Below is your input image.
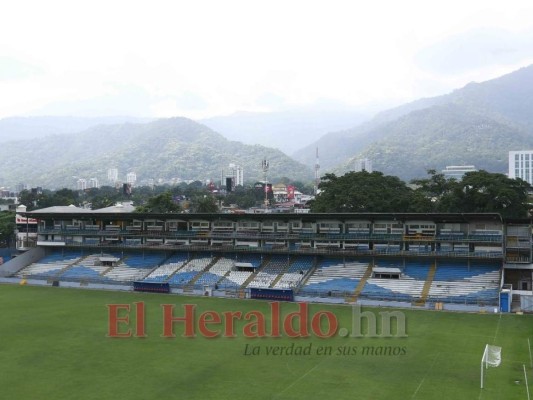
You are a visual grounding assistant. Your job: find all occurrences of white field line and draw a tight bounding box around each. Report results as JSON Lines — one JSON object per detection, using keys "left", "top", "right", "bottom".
{"left": 492, "top": 313, "right": 502, "bottom": 343}
{"left": 410, "top": 352, "right": 440, "bottom": 399}
{"left": 273, "top": 359, "right": 326, "bottom": 399}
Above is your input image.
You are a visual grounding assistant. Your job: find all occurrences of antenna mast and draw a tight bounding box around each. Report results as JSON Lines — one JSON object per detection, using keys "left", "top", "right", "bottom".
{"left": 314, "top": 147, "right": 320, "bottom": 195}
{"left": 262, "top": 158, "right": 269, "bottom": 208}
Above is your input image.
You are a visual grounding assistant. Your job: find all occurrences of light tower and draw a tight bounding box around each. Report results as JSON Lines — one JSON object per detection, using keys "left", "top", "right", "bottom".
{"left": 262, "top": 158, "right": 269, "bottom": 208}
{"left": 314, "top": 147, "right": 320, "bottom": 195}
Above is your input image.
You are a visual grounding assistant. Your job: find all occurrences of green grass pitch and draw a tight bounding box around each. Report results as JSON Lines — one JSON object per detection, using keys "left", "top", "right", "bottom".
{"left": 0, "top": 284, "right": 531, "bottom": 400}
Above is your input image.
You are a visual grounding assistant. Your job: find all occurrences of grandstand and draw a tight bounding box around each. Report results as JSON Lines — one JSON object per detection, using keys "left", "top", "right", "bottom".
{"left": 302, "top": 259, "right": 368, "bottom": 293}
{"left": 1, "top": 210, "right": 529, "bottom": 311}
{"left": 247, "top": 255, "right": 290, "bottom": 288}
{"left": 427, "top": 260, "right": 501, "bottom": 304}
{"left": 193, "top": 256, "right": 236, "bottom": 287}
{"left": 16, "top": 251, "right": 84, "bottom": 279}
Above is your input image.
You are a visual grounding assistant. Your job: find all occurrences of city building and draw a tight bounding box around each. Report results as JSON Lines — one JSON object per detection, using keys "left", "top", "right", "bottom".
{"left": 442, "top": 165, "right": 477, "bottom": 180}
{"left": 354, "top": 158, "right": 373, "bottom": 173}
{"left": 126, "top": 172, "right": 137, "bottom": 186}
{"left": 228, "top": 163, "right": 244, "bottom": 187}
{"left": 0, "top": 188, "right": 16, "bottom": 199}
{"left": 107, "top": 168, "right": 119, "bottom": 184}
{"left": 88, "top": 178, "right": 99, "bottom": 189}
{"left": 76, "top": 179, "right": 87, "bottom": 190}
{"left": 272, "top": 184, "right": 304, "bottom": 204}
{"left": 509, "top": 150, "right": 533, "bottom": 185}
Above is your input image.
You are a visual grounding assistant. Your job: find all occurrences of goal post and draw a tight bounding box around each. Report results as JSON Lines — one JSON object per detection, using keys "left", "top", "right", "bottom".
{"left": 481, "top": 344, "right": 502, "bottom": 389}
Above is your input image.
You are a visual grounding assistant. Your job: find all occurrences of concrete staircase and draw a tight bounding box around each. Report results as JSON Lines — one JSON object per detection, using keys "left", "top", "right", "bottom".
{"left": 269, "top": 258, "right": 292, "bottom": 288}
{"left": 294, "top": 258, "right": 319, "bottom": 292}
{"left": 241, "top": 255, "right": 271, "bottom": 289}
{"left": 164, "top": 258, "right": 191, "bottom": 283}
{"left": 347, "top": 262, "right": 373, "bottom": 302}
{"left": 414, "top": 262, "right": 437, "bottom": 306}
{"left": 184, "top": 256, "right": 220, "bottom": 290}
{"left": 52, "top": 254, "right": 91, "bottom": 279}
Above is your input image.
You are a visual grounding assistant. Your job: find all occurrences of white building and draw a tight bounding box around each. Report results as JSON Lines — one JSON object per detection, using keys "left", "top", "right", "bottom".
{"left": 354, "top": 158, "right": 373, "bottom": 173}
{"left": 442, "top": 165, "right": 477, "bottom": 180}
{"left": 107, "top": 168, "right": 118, "bottom": 184}
{"left": 126, "top": 172, "right": 137, "bottom": 186}
{"left": 76, "top": 179, "right": 87, "bottom": 190}
{"left": 88, "top": 178, "right": 99, "bottom": 188}
{"left": 509, "top": 151, "right": 533, "bottom": 185}
{"left": 228, "top": 163, "right": 244, "bottom": 187}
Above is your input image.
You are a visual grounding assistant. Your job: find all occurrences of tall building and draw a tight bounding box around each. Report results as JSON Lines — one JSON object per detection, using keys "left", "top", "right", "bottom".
{"left": 88, "top": 178, "right": 99, "bottom": 188}
{"left": 227, "top": 163, "right": 244, "bottom": 187}
{"left": 126, "top": 172, "right": 137, "bottom": 186}
{"left": 16, "top": 182, "right": 28, "bottom": 193}
{"left": 354, "top": 158, "right": 373, "bottom": 173}
{"left": 77, "top": 179, "right": 87, "bottom": 190}
{"left": 107, "top": 168, "right": 119, "bottom": 184}
{"left": 442, "top": 165, "right": 477, "bottom": 180}
{"left": 509, "top": 151, "right": 533, "bottom": 185}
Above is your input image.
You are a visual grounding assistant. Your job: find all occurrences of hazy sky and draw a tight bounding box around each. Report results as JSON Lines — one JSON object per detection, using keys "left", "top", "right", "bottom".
{"left": 1, "top": 0, "right": 533, "bottom": 119}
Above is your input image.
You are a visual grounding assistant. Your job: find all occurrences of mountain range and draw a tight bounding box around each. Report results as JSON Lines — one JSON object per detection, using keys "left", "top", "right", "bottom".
{"left": 0, "top": 118, "right": 312, "bottom": 188}
{"left": 200, "top": 105, "right": 370, "bottom": 154}
{"left": 294, "top": 64, "right": 533, "bottom": 179}
{"left": 1, "top": 64, "right": 532, "bottom": 188}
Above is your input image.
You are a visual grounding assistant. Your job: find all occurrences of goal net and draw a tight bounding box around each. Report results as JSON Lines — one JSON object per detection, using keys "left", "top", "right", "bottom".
{"left": 481, "top": 344, "right": 502, "bottom": 388}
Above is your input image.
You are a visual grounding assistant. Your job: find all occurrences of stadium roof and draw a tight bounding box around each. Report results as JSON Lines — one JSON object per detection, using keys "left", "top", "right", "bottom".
{"left": 94, "top": 202, "right": 135, "bottom": 213}
{"left": 30, "top": 204, "right": 91, "bottom": 213}
{"left": 20, "top": 210, "right": 507, "bottom": 223}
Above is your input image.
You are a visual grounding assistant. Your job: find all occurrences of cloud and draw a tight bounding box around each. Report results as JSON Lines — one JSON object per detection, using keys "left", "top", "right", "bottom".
{"left": 254, "top": 93, "right": 287, "bottom": 111}
{"left": 149, "top": 93, "right": 209, "bottom": 118}
{"left": 33, "top": 84, "right": 154, "bottom": 117}
{"left": 0, "top": 57, "right": 42, "bottom": 80}
{"left": 416, "top": 28, "right": 533, "bottom": 75}
{"left": 174, "top": 92, "right": 209, "bottom": 111}
{"left": 29, "top": 83, "right": 212, "bottom": 119}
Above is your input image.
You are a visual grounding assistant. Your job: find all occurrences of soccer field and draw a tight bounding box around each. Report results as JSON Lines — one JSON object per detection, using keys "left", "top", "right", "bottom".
{"left": 0, "top": 285, "right": 531, "bottom": 400}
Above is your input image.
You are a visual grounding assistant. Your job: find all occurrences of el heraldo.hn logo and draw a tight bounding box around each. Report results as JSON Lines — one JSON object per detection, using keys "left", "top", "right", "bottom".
{"left": 107, "top": 302, "right": 408, "bottom": 340}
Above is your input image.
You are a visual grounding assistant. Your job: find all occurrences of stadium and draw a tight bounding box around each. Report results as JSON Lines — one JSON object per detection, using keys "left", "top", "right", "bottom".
{"left": 0, "top": 205, "right": 532, "bottom": 399}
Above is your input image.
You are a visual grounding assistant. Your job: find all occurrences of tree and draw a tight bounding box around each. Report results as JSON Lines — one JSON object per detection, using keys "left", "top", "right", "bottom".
{"left": 18, "top": 188, "right": 80, "bottom": 210}
{"left": 135, "top": 192, "right": 181, "bottom": 213}
{"left": 192, "top": 195, "right": 219, "bottom": 213}
{"left": 411, "top": 170, "right": 532, "bottom": 217}
{"left": 310, "top": 171, "right": 415, "bottom": 212}
{"left": 223, "top": 186, "right": 257, "bottom": 209}
{"left": 444, "top": 171, "right": 531, "bottom": 218}
{"left": 18, "top": 190, "right": 40, "bottom": 210}
{"left": 411, "top": 169, "right": 458, "bottom": 212}
{"left": 0, "top": 211, "right": 15, "bottom": 247}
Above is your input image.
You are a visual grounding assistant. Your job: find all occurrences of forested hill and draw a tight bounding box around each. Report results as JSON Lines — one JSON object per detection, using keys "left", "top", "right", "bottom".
{"left": 336, "top": 103, "right": 533, "bottom": 181}
{"left": 0, "top": 117, "right": 312, "bottom": 188}
{"left": 293, "top": 64, "right": 533, "bottom": 179}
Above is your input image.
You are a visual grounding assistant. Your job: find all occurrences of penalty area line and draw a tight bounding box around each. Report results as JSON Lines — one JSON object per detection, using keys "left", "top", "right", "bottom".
{"left": 411, "top": 352, "right": 440, "bottom": 400}
{"left": 273, "top": 359, "right": 326, "bottom": 399}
